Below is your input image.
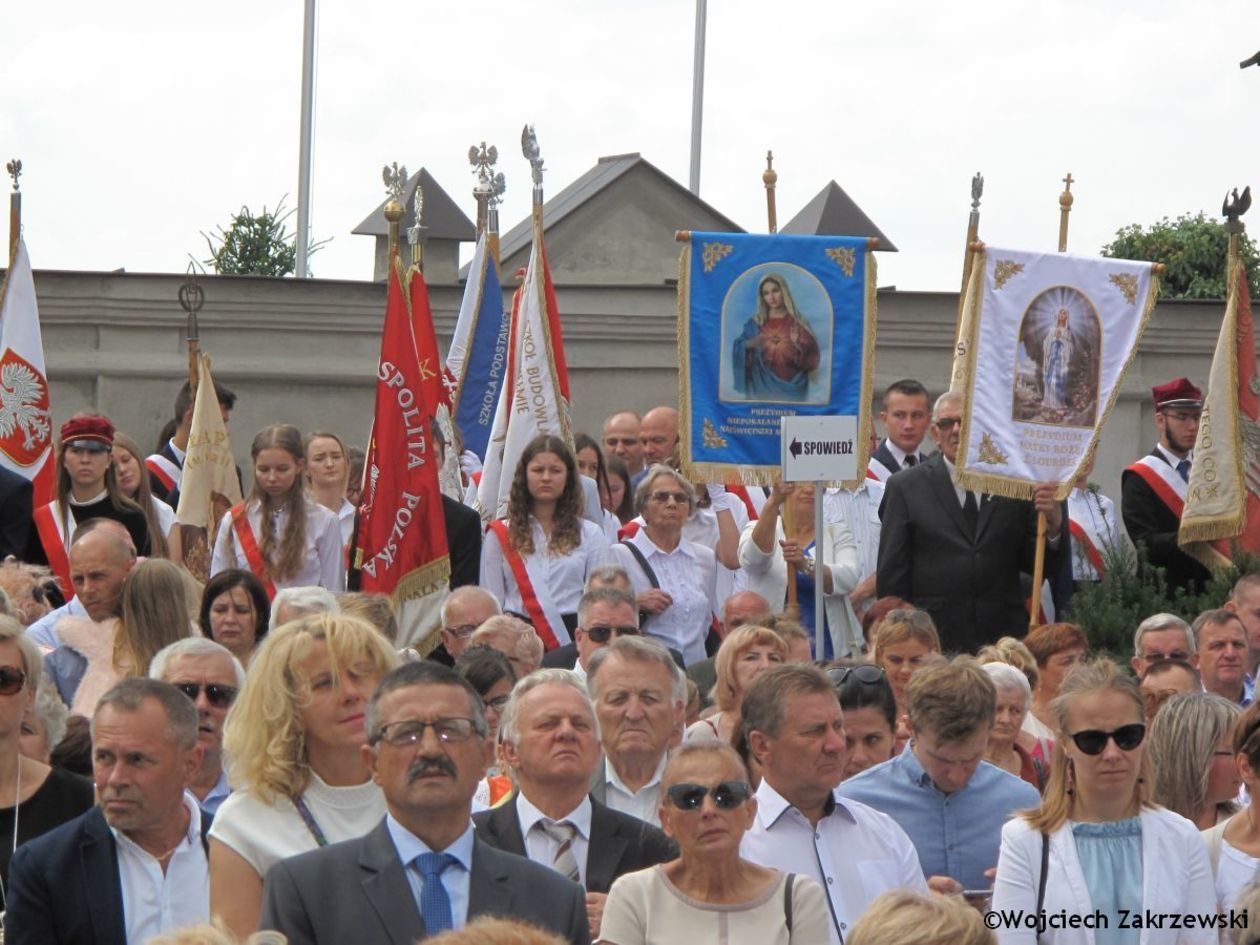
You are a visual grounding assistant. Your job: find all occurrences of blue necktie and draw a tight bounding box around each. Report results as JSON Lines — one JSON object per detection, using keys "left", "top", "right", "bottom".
{"left": 1177, "top": 459, "right": 1191, "bottom": 483}
{"left": 416, "top": 851, "right": 458, "bottom": 934}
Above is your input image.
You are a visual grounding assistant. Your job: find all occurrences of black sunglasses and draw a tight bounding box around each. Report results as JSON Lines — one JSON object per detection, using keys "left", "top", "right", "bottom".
{"left": 174, "top": 682, "right": 239, "bottom": 709}
{"left": 826, "top": 664, "right": 886, "bottom": 688}
{"left": 0, "top": 666, "right": 26, "bottom": 696}
{"left": 666, "top": 780, "right": 752, "bottom": 811}
{"left": 1068, "top": 723, "right": 1146, "bottom": 756}
{"left": 582, "top": 625, "right": 640, "bottom": 644}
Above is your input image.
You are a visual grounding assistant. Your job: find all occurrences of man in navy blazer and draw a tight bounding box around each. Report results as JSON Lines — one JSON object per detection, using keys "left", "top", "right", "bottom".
{"left": 7, "top": 679, "right": 210, "bottom": 945}
{"left": 0, "top": 465, "right": 31, "bottom": 561}
{"left": 868, "top": 378, "right": 932, "bottom": 482}
{"left": 260, "top": 661, "right": 589, "bottom": 945}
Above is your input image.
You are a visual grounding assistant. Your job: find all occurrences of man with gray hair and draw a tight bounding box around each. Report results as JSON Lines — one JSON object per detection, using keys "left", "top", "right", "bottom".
{"left": 475, "top": 669, "right": 674, "bottom": 941}
{"left": 877, "top": 390, "right": 1065, "bottom": 652}
{"left": 1131, "top": 612, "right": 1196, "bottom": 678}
{"left": 260, "top": 661, "right": 590, "bottom": 944}
{"left": 150, "top": 638, "right": 245, "bottom": 815}
{"left": 586, "top": 635, "right": 686, "bottom": 826}
{"left": 542, "top": 587, "right": 683, "bottom": 675}
{"left": 470, "top": 615, "right": 543, "bottom": 677}
{"left": 270, "top": 585, "right": 339, "bottom": 631}
{"left": 430, "top": 586, "right": 502, "bottom": 667}
{"left": 8, "top": 678, "right": 209, "bottom": 944}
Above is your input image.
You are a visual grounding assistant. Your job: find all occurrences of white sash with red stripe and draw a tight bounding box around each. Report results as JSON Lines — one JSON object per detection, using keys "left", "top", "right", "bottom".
{"left": 32, "top": 502, "right": 71, "bottom": 594}
{"left": 487, "top": 520, "right": 568, "bottom": 649}
{"left": 867, "top": 457, "right": 894, "bottom": 483}
{"left": 1127, "top": 455, "right": 1187, "bottom": 517}
{"left": 1067, "top": 489, "right": 1112, "bottom": 580}
{"left": 145, "top": 454, "right": 182, "bottom": 493}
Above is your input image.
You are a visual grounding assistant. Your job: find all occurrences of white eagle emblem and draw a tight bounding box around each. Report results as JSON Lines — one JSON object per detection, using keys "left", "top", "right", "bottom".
{"left": 0, "top": 354, "right": 50, "bottom": 463}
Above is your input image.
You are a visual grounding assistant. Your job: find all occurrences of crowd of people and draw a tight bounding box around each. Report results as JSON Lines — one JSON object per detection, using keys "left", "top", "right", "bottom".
{"left": 0, "top": 372, "right": 1256, "bottom": 945}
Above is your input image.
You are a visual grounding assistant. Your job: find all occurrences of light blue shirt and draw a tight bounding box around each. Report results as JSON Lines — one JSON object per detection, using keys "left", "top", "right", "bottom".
{"left": 1243, "top": 673, "right": 1255, "bottom": 708}
{"left": 1072, "top": 818, "right": 1142, "bottom": 945}
{"left": 199, "top": 770, "right": 232, "bottom": 817}
{"left": 25, "top": 597, "right": 85, "bottom": 650}
{"left": 385, "top": 816, "right": 475, "bottom": 929}
{"left": 837, "top": 743, "right": 1040, "bottom": 890}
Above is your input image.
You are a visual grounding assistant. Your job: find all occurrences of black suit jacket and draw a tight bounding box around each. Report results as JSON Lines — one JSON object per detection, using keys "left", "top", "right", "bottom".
{"left": 7, "top": 805, "right": 213, "bottom": 945}
{"left": 1121, "top": 448, "right": 1211, "bottom": 593}
{"left": 871, "top": 439, "right": 927, "bottom": 477}
{"left": 261, "top": 818, "right": 589, "bottom": 945}
{"left": 541, "top": 642, "right": 687, "bottom": 672}
{"left": 0, "top": 465, "right": 32, "bottom": 561}
{"left": 472, "top": 793, "right": 676, "bottom": 894}
{"left": 442, "top": 495, "right": 482, "bottom": 589}
{"left": 876, "top": 454, "right": 1061, "bottom": 653}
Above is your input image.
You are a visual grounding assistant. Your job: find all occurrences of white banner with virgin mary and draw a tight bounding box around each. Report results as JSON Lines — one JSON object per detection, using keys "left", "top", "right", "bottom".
{"left": 955, "top": 247, "right": 1159, "bottom": 500}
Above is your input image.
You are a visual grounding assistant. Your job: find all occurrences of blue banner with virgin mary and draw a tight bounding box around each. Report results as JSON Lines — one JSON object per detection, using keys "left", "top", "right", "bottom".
{"left": 679, "top": 232, "right": 876, "bottom": 486}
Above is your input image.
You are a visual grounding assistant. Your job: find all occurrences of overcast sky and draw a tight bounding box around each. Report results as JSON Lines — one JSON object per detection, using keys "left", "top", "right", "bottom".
{"left": 5, "top": 0, "right": 1257, "bottom": 291}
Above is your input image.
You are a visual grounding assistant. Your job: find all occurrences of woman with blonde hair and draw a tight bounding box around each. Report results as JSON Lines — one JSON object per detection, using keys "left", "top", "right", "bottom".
{"left": 112, "top": 430, "right": 177, "bottom": 561}
{"left": 869, "top": 608, "right": 940, "bottom": 753}
{"left": 304, "top": 430, "right": 354, "bottom": 549}
{"left": 990, "top": 659, "right": 1216, "bottom": 943}
{"left": 1204, "top": 701, "right": 1260, "bottom": 915}
{"left": 686, "top": 624, "right": 787, "bottom": 745}
{"left": 208, "top": 612, "right": 400, "bottom": 938}
{"left": 46, "top": 558, "right": 195, "bottom": 713}
{"left": 1148, "top": 691, "right": 1241, "bottom": 829}
{"left": 848, "top": 889, "right": 994, "bottom": 945}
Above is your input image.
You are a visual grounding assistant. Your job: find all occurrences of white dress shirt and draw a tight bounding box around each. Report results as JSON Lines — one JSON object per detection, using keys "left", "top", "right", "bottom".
{"left": 515, "top": 791, "right": 592, "bottom": 887}
{"left": 885, "top": 439, "right": 927, "bottom": 469}
{"left": 210, "top": 497, "right": 345, "bottom": 591}
{"left": 603, "top": 754, "right": 667, "bottom": 827}
{"left": 824, "top": 480, "right": 884, "bottom": 583}
{"left": 612, "top": 529, "right": 717, "bottom": 665}
{"left": 741, "top": 779, "right": 927, "bottom": 945}
{"left": 112, "top": 791, "right": 210, "bottom": 944}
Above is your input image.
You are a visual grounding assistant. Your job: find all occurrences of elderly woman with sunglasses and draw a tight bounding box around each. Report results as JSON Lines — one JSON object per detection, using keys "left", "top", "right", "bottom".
{"left": 990, "top": 659, "right": 1217, "bottom": 944}
{"left": 611, "top": 466, "right": 717, "bottom": 666}
{"left": 598, "top": 742, "right": 829, "bottom": 945}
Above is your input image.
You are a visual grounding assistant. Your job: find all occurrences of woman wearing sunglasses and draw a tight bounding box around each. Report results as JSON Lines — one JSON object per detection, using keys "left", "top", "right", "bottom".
{"left": 828, "top": 662, "right": 898, "bottom": 780}
{"left": 0, "top": 616, "right": 94, "bottom": 890}
{"left": 687, "top": 624, "right": 787, "bottom": 746}
{"left": 209, "top": 613, "right": 400, "bottom": 938}
{"left": 599, "top": 742, "right": 829, "bottom": 945}
{"left": 990, "top": 659, "right": 1216, "bottom": 944}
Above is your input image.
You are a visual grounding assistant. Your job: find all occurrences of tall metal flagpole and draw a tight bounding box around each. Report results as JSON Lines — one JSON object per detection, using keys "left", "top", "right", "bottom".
{"left": 955, "top": 173, "right": 983, "bottom": 332}
{"left": 295, "top": 0, "right": 317, "bottom": 278}
{"left": 689, "top": 0, "right": 706, "bottom": 195}
{"left": 1029, "top": 172, "right": 1075, "bottom": 630}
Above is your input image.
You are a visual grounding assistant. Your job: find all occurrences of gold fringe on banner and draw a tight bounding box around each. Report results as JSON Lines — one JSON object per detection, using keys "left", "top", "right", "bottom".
{"left": 391, "top": 555, "right": 451, "bottom": 606}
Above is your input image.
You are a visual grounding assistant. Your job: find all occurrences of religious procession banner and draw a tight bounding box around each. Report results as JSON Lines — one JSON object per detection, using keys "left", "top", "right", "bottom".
{"left": 954, "top": 246, "right": 1159, "bottom": 500}
{"left": 679, "top": 232, "right": 876, "bottom": 487}
{"left": 1179, "top": 258, "right": 1260, "bottom": 567}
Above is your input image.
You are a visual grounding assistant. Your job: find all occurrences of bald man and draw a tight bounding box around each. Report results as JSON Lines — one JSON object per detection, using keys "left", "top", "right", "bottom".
{"left": 27, "top": 520, "right": 137, "bottom": 650}
{"left": 603, "top": 412, "right": 646, "bottom": 483}
{"left": 639, "top": 407, "right": 679, "bottom": 470}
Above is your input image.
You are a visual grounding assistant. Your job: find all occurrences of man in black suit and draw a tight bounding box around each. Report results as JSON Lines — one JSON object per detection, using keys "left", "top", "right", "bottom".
{"left": 260, "top": 661, "right": 589, "bottom": 945}
{"left": 868, "top": 378, "right": 932, "bottom": 482}
{"left": 1121, "top": 377, "right": 1212, "bottom": 594}
{"left": 877, "top": 392, "right": 1063, "bottom": 653}
{"left": 145, "top": 379, "right": 238, "bottom": 508}
{"left": 7, "top": 678, "right": 210, "bottom": 945}
{"left": 474, "top": 669, "right": 675, "bottom": 941}
{"left": 0, "top": 465, "right": 31, "bottom": 560}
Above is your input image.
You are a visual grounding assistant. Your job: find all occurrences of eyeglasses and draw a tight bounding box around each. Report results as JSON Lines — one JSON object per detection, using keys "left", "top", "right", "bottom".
{"left": 484, "top": 695, "right": 511, "bottom": 713}
{"left": 826, "top": 664, "right": 886, "bottom": 688}
{"left": 1140, "top": 651, "right": 1189, "bottom": 664}
{"left": 0, "top": 666, "right": 26, "bottom": 696}
{"left": 372, "top": 718, "right": 480, "bottom": 747}
{"left": 443, "top": 624, "right": 478, "bottom": 639}
{"left": 582, "top": 625, "right": 640, "bottom": 644}
{"left": 933, "top": 417, "right": 962, "bottom": 430}
{"left": 1068, "top": 723, "right": 1146, "bottom": 755}
{"left": 649, "top": 491, "right": 689, "bottom": 505}
{"left": 173, "top": 682, "right": 238, "bottom": 709}
{"left": 666, "top": 780, "right": 753, "bottom": 811}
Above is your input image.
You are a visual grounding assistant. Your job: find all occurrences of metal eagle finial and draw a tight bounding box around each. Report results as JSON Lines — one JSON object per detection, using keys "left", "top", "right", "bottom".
{"left": 970, "top": 172, "right": 984, "bottom": 212}
{"left": 382, "top": 162, "right": 408, "bottom": 203}
{"left": 522, "top": 125, "right": 544, "bottom": 204}
{"left": 5, "top": 160, "right": 20, "bottom": 193}
{"left": 1224, "top": 186, "right": 1252, "bottom": 233}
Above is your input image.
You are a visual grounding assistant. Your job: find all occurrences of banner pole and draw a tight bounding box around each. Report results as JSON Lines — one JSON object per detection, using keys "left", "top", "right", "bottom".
{"left": 814, "top": 480, "right": 825, "bottom": 659}
{"left": 953, "top": 173, "right": 983, "bottom": 344}
{"left": 6, "top": 160, "right": 20, "bottom": 266}
{"left": 764, "top": 152, "right": 777, "bottom": 234}
{"left": 782, "top": 490, "right": 798, "bottom": 617}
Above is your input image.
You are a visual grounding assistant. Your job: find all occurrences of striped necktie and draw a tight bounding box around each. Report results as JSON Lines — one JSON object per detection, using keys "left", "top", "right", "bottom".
{"left": 539, "top": 820, "right": 580, "bottom": 885}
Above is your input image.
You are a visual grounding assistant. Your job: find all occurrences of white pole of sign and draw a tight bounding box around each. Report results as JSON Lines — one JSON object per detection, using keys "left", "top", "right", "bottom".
{"left": 814, "top": 479, "right": 824, "bottom": 659}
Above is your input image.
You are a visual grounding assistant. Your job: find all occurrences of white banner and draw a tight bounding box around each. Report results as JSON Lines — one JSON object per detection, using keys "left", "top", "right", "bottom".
{"left": 956, "top": 247, "right": 1158, "bottom": 500}
{"left": 0, "top": 240, "right": 54, "bottom": 498}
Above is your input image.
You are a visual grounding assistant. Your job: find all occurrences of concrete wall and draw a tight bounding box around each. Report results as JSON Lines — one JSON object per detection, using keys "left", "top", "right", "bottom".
{"left": 22, "top": 265, "right": 1231, "bottom": 507}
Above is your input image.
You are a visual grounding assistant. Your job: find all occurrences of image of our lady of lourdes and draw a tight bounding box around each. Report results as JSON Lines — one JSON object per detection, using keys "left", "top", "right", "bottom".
{"left": 1011, "top": 285, "right": 1101, "bottom": 428}
{"left": 724, "top": 270, "right": 832, "bottom": 405}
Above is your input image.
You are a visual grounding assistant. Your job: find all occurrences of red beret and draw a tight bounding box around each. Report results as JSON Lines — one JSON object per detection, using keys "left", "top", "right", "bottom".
{"left": 60, "top": 415, "right": 115, "bottom": 447}
{"left": 1152, "top": 378, "right": 1202, "bottom": 410}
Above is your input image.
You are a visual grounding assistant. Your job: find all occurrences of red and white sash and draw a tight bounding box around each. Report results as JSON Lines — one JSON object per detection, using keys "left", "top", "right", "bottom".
{"left": 32, "top": 502, "right": 71, "bottom": 595}
{"left": 229, "top": 504, "right": 278, "bottom": 601}
{"left": 1067, "top": 491, "right": 1112, "bottom": 580}
{"left": 145, "top": 454, "right": 182, "bottom": 493}
{"left": 1126, "top": 455, "right": 1187, "bottom": 518}
{"left": 867, "top": 457, "right": 894, "bottom": 483}
{"left": 487, "top": 520, "right": 565, "bottom": 650}
{"left": 726, "top": 484, "right": 762, "bottom": 521}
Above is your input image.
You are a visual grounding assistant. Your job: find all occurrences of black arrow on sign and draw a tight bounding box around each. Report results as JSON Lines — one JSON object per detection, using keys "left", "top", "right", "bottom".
{"left": 789, "top": 438, "right": 803, "bottom": 459}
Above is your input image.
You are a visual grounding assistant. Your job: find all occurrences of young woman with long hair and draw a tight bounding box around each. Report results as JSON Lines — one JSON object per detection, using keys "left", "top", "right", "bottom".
{"left": 210, "top": 424, "right": 344, "bottom": 594}
{"left": 112, "top": 431, "right": 176, "bottom": 561}
{"left": 303, "top": 431, "right": 354, "bottom": 548}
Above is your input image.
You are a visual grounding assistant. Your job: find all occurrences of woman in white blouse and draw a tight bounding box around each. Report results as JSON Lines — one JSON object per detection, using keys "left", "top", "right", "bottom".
{"left": 481, "top": 435, "right": 611, "bottom": 650}
{"left": 612, "top": 466, "right": 718, "bottom": 666}
{"left": 738, "top": 479, "right": 860, "bottom": 659}
{"left": 1203, "top": 700, "right": 1260, "bottom": 916}
{"left": 209, "top": 612, "right": 400, "bottom": 938}
{"left": 303, "top": 431, "right": 355, "bottom": 549}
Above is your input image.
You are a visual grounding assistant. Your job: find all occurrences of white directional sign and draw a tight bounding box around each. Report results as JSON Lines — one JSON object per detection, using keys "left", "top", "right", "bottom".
{"left": 780, "top": 415, "right": 858, "bottom": 482}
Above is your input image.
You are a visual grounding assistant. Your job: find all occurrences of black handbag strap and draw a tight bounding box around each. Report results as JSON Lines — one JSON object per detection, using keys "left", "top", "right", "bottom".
{"left": 783, "top": 872, "right": 795, "bottom": 934}
{"left": 620, "top": 538, "right": 660, "bottom": 589}
{"left": 1035, "top": 831, "right": 1050, "bottom": 941}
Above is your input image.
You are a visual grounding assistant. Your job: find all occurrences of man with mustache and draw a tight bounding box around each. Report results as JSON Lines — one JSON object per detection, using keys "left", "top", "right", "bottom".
{"left": 259, "top": 661, "right": 591, "bottom": 944}
{"left": 473, "top": 670, "right": 675, "bottom": 941}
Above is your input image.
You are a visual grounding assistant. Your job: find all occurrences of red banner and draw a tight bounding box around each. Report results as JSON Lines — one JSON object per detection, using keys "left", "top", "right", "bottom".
{"left": 355, "top": 259, "right": 450, "bottom": 600}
